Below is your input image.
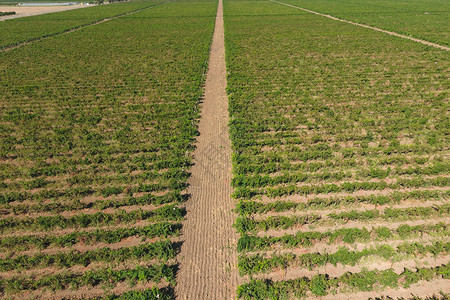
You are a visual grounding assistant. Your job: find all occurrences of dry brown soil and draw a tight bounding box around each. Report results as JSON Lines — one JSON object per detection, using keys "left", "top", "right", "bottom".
{"left": 174, "top": 0, "right": 239, "bottom": 298}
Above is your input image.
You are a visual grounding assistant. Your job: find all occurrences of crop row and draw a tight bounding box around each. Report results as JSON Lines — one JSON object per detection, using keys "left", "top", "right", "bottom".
{"left": 231, "top": 119, "right": 446, "bottom": 153}
{"left": 0, "top": 240, "right": 176, "bottom": 271}
{"left": 3, "top": 168, "right": 189, "bottom": 191}
{"left": 0, "top": 124, "right": 197, "bottom": 165}
{"left": 237, "top": 263, "right": 450, "bottom": 299}
{"left": 233, "top": 177, "right": 449, "bottom": 199}
{"left": 0, "top": 131, "right": 192, "bottom": 161}
{"left": 0, "top": 185, "right": 185, "bottom": 205}
{"left": 232, "top": 162, "right": 448, "bottom": 188}
{"left": 0, "top": 264, "right": 174, "bottom": 295}
{"left": 236, "top": 189, "right": 449, "bottom": 216}
{"left": 238, "top": 241, "right": 450, "bottom": 275}
{"left": 235, "top": 204, "right": 450, "bottom": 233}
{"left": 0, "top": 154, "right": 191, "bottom": 185}
{"left": 3, "top": 191, "right": 187, "bottom": 215}
{"left": 0, "top": 222, "right": 181, "bottom": 251}
{"left": 233, "top": 154, "right": 445, "bottom": 176}
{"left": 237, "top": 223, "right": 449, "bottom": 252}
{"left": 3, "top": 175, "right": 187, "bottom": 195}
{"left": 234, "top": 144, "right": 447, "bottom": 164}
{"left": 0, "top": 205, "right": 184, "bottom": 233}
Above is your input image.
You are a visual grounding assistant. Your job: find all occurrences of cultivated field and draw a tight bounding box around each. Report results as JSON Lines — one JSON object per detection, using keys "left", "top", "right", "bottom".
{"left": 0, "top": 1, "right": 165, "bottom": 49}
{"left": 281, "top": 0, "right": 450, "bottom": 46}
{"left": 0, "top": 1, "right": 215, "bottom": 298}
{"left": 224, "top": 0, "right": 449, "bottom": 298}
{"left": 0, "top": 0, "right": 448, "bottom": 299}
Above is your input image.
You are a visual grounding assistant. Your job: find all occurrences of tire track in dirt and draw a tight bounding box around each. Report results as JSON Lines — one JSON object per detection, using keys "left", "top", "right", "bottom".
{"left": 271, "top": 0, "right": 449, "bottom": 51}
{"left": 174, "top": 0, "right": 238, "bottom": 298}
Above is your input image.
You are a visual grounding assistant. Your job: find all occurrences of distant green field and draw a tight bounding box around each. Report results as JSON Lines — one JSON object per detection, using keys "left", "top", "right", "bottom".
{"left": 282, "top": 0, "right": 450, "bottom": 46}
{"left": 224, "top": 0, "right": 449, "bottom": 298}
{"left": 0, "top": 1, "right": 162, "bottom": 49}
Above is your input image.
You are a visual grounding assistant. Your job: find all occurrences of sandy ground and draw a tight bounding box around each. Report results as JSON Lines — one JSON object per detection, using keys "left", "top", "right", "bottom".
{"left": 0, "top": 4, "right": 91, "bottom": 21}
{"left": 174, "top": 0, "right": 239, "bottom": 298}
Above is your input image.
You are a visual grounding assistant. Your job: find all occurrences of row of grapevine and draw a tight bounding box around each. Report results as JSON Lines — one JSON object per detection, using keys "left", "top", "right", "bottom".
{"left": 0, "top": 0, "right": 164, "bottom": 49}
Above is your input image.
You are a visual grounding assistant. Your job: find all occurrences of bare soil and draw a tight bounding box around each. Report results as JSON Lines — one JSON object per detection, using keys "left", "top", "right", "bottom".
{"left": 174, "top": 0, "right": 239, "bottom": 298}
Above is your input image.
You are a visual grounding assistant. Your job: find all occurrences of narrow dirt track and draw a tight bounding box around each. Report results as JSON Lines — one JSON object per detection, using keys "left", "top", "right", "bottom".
{"left": 271, "top": 0, "right": 450, "bottom": 51}
{"left": 175, "top": 0, "right": 238, "bottom": 298}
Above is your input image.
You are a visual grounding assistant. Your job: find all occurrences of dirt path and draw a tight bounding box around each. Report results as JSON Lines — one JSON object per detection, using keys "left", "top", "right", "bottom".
{"left": 271, "top": 0, "right": 450, "bottom": 51}
{"left": 0, "top": 5, "right": 90, "bottom": 21}
{"left": 174, "top": 0, "right": 238, "bottom": 298}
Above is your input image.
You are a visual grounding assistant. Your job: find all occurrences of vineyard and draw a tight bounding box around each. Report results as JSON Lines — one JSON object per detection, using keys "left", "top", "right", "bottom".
{"left": 0, "top": 1, "right": 215, "bottom": 298}
{"left": 280, "top": 0, "right": 450, "bottom": 46}
{"left": 0, "top": 1, "right": 165, "bottom": 49}
{"left": 0, "top": 0, "right": 449, "bottom": 298}
{"left": 224, "top": 0, "right": 449, "bottom": 298}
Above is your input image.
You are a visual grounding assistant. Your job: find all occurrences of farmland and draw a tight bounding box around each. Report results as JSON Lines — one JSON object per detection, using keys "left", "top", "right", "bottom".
{"left": 0, "top": 1, "right": 215, "bottom": 298}
{"left": 224, "top": 0, "right": 449, "bottom": 298}
{"left": 0, "top": 0, "right": 449, "bottom": 298}
{"left": 0, "top": 1, "right": 165, "bottom": 49}
{"left": 281, "top": 0, "right": 450, "bottom": 46}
